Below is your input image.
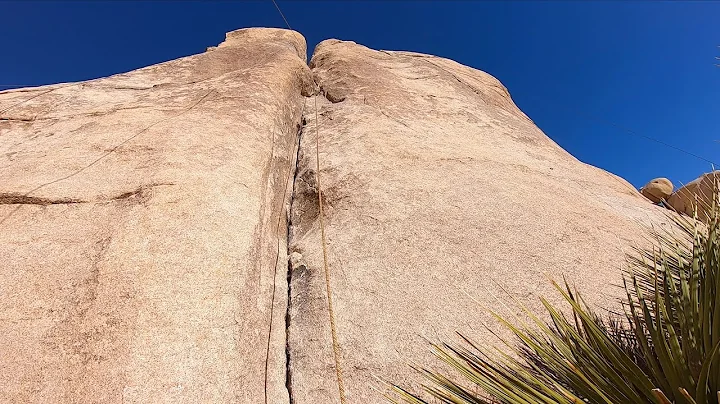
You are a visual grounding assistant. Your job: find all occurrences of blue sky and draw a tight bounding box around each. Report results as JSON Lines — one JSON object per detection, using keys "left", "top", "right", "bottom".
{"left": 2, "top": 1, "right": 718, "bottom": 188}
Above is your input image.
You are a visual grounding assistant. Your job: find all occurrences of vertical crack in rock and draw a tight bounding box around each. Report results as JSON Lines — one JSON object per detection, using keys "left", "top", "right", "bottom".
{"left": 265, "top": 113, "right": 304, "bottom": 404}
{"left": 284, "top": 258, "right": 295, "bottom": 404}
{"left": 264, "top": 103, "right": 306, "bottom": 404}
{"left": 285, "top": 114, "right": 307, "bottom": 404}
{"left": 264, "top": 47, "right": 316, "bottom": 398}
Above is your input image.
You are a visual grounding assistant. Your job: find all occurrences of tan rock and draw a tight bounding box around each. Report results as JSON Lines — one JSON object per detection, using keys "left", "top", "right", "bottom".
{"left": 287, "top": 40, "right": 669, "bottom": 403}
{"left": 0, "top": 31, "right": 676, "bottom": 404}
{"left": 640, "top": 177, "right": 673, "bottom": 203}
{"left": 0, "top": 28, "right": 312, "bottom": 404}
{"left": 667, "top": 171, "right": 719, "bottom": 220}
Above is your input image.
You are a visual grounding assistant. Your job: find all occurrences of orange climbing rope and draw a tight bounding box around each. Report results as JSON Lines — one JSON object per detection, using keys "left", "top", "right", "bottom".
{"left": 314, "top": 93, "right": 348, "bottom": 404}
{"left": 267, "top": 1, "right": 347, "bottom": 401}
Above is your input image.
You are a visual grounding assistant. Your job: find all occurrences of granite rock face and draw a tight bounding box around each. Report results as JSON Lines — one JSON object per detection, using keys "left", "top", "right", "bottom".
{"left": 0, "top": 29, "right": 671, "bottom": 403}
{"left": 0, "top": 28, "right": 312, "bottom": 404}
{"left": 286, "top": 39, "right": 670, "bottom": 403}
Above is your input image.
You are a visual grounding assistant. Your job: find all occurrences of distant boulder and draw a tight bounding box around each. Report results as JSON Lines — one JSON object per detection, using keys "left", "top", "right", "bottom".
{"left": 666, "top": 171, "right": 719, "bottom": 221}
{"left": 640, "top": 178, "right": 673, "bottom": 203}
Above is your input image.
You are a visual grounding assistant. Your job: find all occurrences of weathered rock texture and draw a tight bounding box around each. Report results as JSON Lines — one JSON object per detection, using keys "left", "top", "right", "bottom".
{"left": 1, "top": 29, "right": 672, "bottom": 404}
{"left": 287, "top": 40, "right": 670, "bottom": 403}
{"left": 667, "top": 171, "right": 719, "bottom": 221}
{"left": 0, "top": 28, "right": 312, "bottom": 403}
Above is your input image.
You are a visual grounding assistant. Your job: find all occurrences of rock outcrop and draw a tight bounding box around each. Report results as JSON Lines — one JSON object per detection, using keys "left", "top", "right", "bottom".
{"left": 0, "top": 29, "right": 671, "bottom": 403}
{"left": 667, "top": 171, "right": 719, "bottom": 221}
{"left": 640, "top": 177, "right": 673, "bottom": 203}
{"left": 0, "top": 28, "right": 312, "bottom": 404}
{"left": 287, "top": 39, "right": 670, "bottom": 403}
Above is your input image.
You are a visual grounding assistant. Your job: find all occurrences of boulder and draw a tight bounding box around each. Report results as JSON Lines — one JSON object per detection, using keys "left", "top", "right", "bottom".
{"left": 640, "top": 177, "right": 673, "bottom": 203}
{"left": 667, "top": 171, "right": 719, "bottom": 220}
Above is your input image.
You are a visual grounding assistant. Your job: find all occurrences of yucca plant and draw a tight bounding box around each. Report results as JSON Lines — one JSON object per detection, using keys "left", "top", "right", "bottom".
{"left": 390, "top": 184, "right": 720, "bottom": 404}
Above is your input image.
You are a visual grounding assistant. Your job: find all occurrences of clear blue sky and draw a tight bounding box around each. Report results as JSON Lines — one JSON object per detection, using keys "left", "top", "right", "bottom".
{"left": 2, "top": 1, "right": 718, "bottom": 188}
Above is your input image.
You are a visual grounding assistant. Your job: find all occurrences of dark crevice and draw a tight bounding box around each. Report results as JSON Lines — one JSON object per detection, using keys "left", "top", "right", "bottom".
{"left": 109, "top": 183, "right": 174, "bottom": 202}
{"left": 0, "top": 117, "right": 36, "bottom": 122}
{"left": 285, "top": 113, "right": 306, "bottom": 404}
{"left": 284, "top": 258, "right": 294, "bottom": 403}
{"left": 323, "top": 90, "right": 345, "bottom": 104}
{"left": 0, "top": 183, "right": 174, "bottom": 206}
{"left": 111, "top": 189, "right": 146, "bottom": 200}
{"left": 0, "top": 193, "right": 85, "bottom": 206}
{"left": 314, "top": 83, "right": 345, "bottom": 104}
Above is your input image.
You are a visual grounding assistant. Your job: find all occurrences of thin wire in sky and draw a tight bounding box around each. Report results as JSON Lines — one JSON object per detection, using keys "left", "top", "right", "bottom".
{"left": 270, "top": 0, "right": 292, "bottom": 30}
{"left": 552, "top": 97, "right": 720, "bottom": 167}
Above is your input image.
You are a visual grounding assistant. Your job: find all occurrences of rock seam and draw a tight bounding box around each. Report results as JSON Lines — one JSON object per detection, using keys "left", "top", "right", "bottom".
{"left": 284, "top": 111, "right": 307, "bottom": 404}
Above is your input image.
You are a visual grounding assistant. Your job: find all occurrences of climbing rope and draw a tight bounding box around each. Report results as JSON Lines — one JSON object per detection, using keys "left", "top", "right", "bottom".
{"left": 267, "top": 0, "right": 347, "bottom": 400}
{"left": 314, "top": 93, "right": 348, "bottom": 404}
{"left": 270, "top": 0, "right": 292, "bottom": 30}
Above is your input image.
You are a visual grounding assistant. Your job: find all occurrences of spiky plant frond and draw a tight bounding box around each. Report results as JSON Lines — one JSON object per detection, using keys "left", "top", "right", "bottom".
{"left": 390, "top": 183, "right": 720, "bottom": 404}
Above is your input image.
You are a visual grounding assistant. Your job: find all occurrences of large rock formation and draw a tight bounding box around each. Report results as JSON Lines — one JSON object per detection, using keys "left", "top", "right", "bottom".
{"left": 0, "top": 28, "right": 670, "bottom": 403}
{"left": 287, "top": 39, "right": 671, "bottom": 403}
{"left": 0, "top": 28, "right": 312, "bottom": 404}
